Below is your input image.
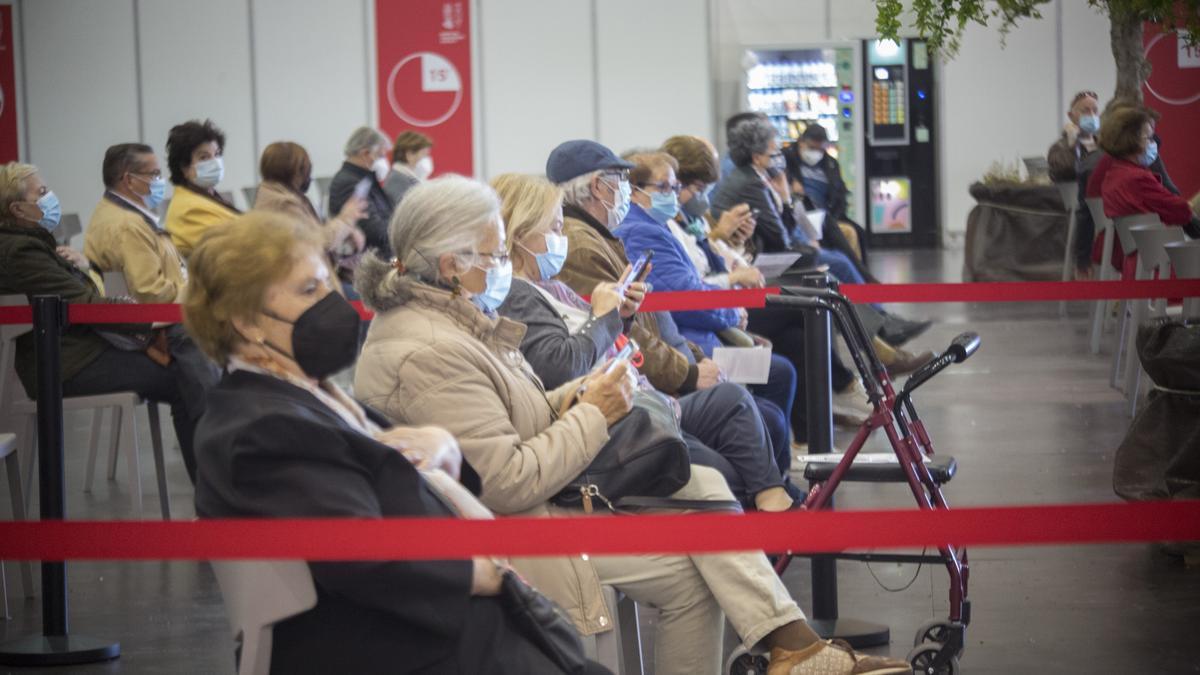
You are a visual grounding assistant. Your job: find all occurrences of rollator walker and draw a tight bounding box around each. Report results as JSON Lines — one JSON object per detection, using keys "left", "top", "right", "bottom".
{"left": 728, "top": 279, "right": 978, "bottom": 675}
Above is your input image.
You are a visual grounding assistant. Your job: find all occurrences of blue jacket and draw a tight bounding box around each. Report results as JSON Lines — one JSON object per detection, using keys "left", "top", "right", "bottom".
{"left": 614, "top": 203, "right": 739, "bottom": 355}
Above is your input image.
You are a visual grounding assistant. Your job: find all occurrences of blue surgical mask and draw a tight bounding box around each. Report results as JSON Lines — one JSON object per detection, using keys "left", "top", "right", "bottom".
{"left": 1078, "top": 114, "right": 1100, "bottom": 136}
{"left": 36, "top": 191, "right": 62, "bottom": 231}
{"left": 603, "top": 178, "right": 632, "bottom": 230}
{"left": 472, "top": 258, "right": 513, "bottom": 312}
{"left": 640, "top": 188, "right": 679, "bottom": 225}
{"left": 1140, "top": 140, "right": 1158, "bottom": 167}
{"left": 140, "top": 176, "right": 167, "bottom": 211}
{"left": 193, "top": 157, "right": 224, "bottom": 188}
{"left": 531, "top": 232, "right": 568, "bottom": 281}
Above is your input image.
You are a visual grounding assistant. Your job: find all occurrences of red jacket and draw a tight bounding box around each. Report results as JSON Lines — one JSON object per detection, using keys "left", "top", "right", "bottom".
{"left": 1091, "top": 158, "right": 1193, "bottom": 271}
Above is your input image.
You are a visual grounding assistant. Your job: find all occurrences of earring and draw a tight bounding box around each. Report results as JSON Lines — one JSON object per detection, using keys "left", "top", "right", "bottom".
{"left": 450, "top": 276, "right": 463, "bottom": 297}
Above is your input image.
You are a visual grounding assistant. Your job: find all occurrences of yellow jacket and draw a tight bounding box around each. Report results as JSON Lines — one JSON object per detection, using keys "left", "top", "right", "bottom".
{"left": 84, "top": 194, "right": 188, "bottom": 303}
{"left": 164, "top": 184, "right": 238, "bottom": 259}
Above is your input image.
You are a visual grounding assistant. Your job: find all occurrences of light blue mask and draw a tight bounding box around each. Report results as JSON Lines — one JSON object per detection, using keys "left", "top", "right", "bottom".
{"left": 643, "top": 189, "right": 679, "bottom": 225}
{"left": 533, "top": 232, "right": 569, "bottom": 281}
{"left": 36, "top": 191, "right": 62, "bottom": 231}
{"left": 1140, "top": 140, "right": 1158, "bottom": 167}
{"left": 142, "top": 176, "right": 167, "bottom": 211}
{"left": 603, "top": 178, "right": 633, "bottom": 229}
{"left": 193, "top": 157, "right": 224, "bottom": 188}
{"left": 1078, "top": 114, "right": 1100, "bottom": 136}
{"left": 472, "top": 259, "right": 513, "bottom": 312}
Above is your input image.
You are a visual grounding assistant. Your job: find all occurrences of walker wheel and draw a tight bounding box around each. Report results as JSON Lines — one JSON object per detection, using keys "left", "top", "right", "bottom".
{"left": 725, "top": 647, "right": 768, "bottom": 675}
{"left": 907, "top": 643, "right": 960, "bottom": 674}
{"left": 912, "top": 618, "right": 953, "bottom": 647}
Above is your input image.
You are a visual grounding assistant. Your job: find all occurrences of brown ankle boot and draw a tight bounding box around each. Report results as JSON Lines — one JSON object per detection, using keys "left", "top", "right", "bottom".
{"left": 767, "top": 639, "right": 912, "bottom": 674}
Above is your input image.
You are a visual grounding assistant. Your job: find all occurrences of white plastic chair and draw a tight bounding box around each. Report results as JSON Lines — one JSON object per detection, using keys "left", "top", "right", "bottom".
{"left": 1054, "top": 182, "right": 1079, "bottom": 318}
{"left": 1085, "top": 198, "right": 1115, "bottom": 354}
{"left": 211, "top": 560, "right": 318, "bottom": 675}
{"left": 0, "top": 295, "right": 170, "bottom": 519}
{"left": 1122, "top": 225, "right": 1185, "bottom": 415}
{"left": 1165, "top": 240, "right": 1200, "bottom": 319}
{"left": 1108, "top": 214, "right": 1160, "bottom": 391}
{"left": 243, "top": 187, "right": 258, "bottom": 210}
{"left": 54, "top": 213, "right": 82, "bottom": 247}
{"left": 314, "top": 176, "right": 334, "bottom": 216}
{"left": 1, "top": 432, "right": 34, "bottom": 620}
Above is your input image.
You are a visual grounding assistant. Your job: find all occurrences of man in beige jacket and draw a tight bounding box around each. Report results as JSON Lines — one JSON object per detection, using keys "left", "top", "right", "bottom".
{"left": 84, "top": 143, "right": 187, "bottom": 303}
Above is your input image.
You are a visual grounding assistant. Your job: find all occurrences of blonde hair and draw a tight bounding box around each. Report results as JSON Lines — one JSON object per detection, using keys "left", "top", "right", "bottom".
{"left": 490, "top": 173, "right": 563, "bottom": 253}
{"left": 0, "top": 162, "right": 39, "bottom": 224}
{"left": 183, "top": 211, "right": 323, "bottom": 366}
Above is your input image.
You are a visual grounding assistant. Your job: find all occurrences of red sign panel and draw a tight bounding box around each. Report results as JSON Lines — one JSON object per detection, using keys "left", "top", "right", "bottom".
{"left": 1143, "top": 25, "right": 1200, "bottom": 199}
{"left": 0, "top": 5, "right": 19, "bottom": 163}
{"left": 375, "top": 0, "right": 473, "bottom": 177}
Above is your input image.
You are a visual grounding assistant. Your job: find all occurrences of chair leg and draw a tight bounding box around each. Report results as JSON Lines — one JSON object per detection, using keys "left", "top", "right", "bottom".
{"left": 20, "top": 414, "right": 36, "bottom": 515}
{"left": 1122, "top": 301, "right": 1143, "bottom": 413}
{"left": 107, "top": 405, "right": 122, "bottom": 481}
{"left": 1110, "top": 300, "right": 1126, "bottom": 391}
{"left": 83, "top": 407, "right": 105, "bottom": 493}
{"left": 147, "top": 403, "right": 170, "bottom": 520}
{"left": 1090, "top": 225, "right": 1114, "bottom": 354}
{"left": 121, "top": 403, "right": 143, "bottom": 516}
{"left": 1059, "top": 206, "right": 1075, "bottom": 318}
{"left": 2, "top": 560, "right": 9, "bottom": 620}
{"left": 617, "top": 594, "right": 644, "bottom": 675}
{"left": 5, "top": 452, "right": 33, "bottom": 598}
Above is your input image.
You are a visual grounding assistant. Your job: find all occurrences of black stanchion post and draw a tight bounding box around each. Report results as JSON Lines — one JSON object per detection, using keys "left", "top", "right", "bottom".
{"left": 798, "top": 273, "right": 889, "bottom": 648}
{"left": 0, "top": 295, "right": 120, "bottom": 666}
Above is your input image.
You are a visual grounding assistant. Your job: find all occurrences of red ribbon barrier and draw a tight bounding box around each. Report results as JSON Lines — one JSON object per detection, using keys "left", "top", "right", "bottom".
{"left": 1, "top": 279, "right": 1199, "bottom": 326}
{"left": 1, "top": 501, "right": 1197, "bottom": 561}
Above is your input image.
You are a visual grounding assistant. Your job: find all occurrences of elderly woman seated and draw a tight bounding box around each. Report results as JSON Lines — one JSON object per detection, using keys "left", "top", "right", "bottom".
{"left": 352, "top": 175, "right": 911, "bottom": 675}
{"left": 490, "top": 172, "right": 798, "bottom": 512}
{"left": 185, "top": 212, "right": 609, "bottom": 675}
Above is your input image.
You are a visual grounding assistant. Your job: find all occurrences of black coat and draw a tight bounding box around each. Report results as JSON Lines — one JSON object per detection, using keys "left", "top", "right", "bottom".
{"left": 327, "top": 161, "right": 395, "bottom": 253}
{"left": 711, "top": 164, "right": 792, "bottom": 253}
{"left": 194, "top": 370, "right": 484, "bottom": 674}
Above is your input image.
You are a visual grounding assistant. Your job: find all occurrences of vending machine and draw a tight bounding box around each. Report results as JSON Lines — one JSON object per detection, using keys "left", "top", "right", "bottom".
{"left": 741, "top": 39, "right": 940, "bottom": 249}
{"left": 742, "top": 45, "right": 865, "bottom": 223}
{"left": 863, "top": 38, "right": 939, "bottom": 248}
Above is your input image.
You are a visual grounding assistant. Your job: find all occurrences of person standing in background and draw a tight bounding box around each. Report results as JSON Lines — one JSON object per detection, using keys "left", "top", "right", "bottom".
{"left": 163, "top": 119, "right": 240, "bottom": 260}
{"left": 383, "top": 131, "right": 434, "bottom": 206}
{"left": 328, "top": 127, "right": 395, "bottom": 255}
{"left": 1048, "top": 91, "right": 1103, "bottom": 277}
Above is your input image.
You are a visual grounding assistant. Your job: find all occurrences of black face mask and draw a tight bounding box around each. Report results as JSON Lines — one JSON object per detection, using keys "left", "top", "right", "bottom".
{"left": 262, "top": 292, "right": 361, "bottom": 379}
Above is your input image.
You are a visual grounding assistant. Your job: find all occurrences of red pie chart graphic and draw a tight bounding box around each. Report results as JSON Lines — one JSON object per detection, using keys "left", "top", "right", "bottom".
{"left": 386, "top": 51, "right": 463, "bottom": 127}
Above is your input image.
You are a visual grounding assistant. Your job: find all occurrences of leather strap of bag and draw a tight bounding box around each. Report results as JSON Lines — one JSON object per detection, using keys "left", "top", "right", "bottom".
{"left": 612, "top": 496, "right": 743, "bottom": 513}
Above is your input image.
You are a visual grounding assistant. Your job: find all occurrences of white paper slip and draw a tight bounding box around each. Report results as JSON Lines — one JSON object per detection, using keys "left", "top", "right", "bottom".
{"left": 752, "top": 252, "right": 803, "bottom": 279}
{"left": 805, "top": 209, "right": 826, "bottom": 239}
{"left": 796, "top": 453, "right": 930, "bottom": 464}
{"left": 711, "top": 345, "right": 772, "bottom": 384}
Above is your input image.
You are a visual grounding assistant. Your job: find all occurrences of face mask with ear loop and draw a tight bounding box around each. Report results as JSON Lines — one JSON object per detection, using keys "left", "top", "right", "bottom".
{"left": 256, "top": 292, "right": 363, "bottom": 380}
{"left": 597, "top": 175, "right": 632, "bottom": 230}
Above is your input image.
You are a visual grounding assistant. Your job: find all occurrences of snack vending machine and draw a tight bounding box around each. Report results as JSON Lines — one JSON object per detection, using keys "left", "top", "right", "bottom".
{"left": 863, "top": 38, "right": 939, "bottom": 248}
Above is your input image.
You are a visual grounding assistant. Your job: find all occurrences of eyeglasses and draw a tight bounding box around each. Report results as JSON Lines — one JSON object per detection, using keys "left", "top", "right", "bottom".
{"left": 131, "top": 170, "right": 163, "bottom": 180}
{"left": 601, "top": 169, "right": 630, "bottom": 182}
{"left": 637, "top": 180, "right": 682, "bottom": 195}
{"left": 472, "top": 250, "right": 511, "bottom": 268}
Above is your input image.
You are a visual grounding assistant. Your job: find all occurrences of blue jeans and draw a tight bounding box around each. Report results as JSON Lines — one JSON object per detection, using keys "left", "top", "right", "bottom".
{"left": 817, "top": 249, "right": 884, "bottom": 312}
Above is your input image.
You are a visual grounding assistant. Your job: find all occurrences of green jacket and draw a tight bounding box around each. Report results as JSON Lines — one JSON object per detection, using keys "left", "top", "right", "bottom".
{"left": 0, "top": 223, "right": 115, "bottom": 397}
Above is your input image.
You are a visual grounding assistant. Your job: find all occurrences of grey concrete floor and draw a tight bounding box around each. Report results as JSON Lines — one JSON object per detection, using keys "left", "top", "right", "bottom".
{"left": 1, "top": 246, "right": 1198, "bottom": 674}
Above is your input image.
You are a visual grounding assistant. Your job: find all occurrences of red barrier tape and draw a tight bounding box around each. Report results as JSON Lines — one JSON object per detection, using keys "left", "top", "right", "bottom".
{"left": 1, "top": 501, "right": 1197, "bottom": 561}
{"left": 2, "top": 280, "right": 1199, "bottom": 326}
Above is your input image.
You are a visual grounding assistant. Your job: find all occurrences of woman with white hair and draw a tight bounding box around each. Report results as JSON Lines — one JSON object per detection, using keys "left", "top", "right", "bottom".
{"left": 353, "top": 175, "right": 911, "bottom": 675}
{"left": 327, "top": 126, "right": 395, "bottom": 256}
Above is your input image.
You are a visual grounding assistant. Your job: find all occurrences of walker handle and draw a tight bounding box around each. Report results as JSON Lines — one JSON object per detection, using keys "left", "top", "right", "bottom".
{"left": 946, "top": 332, "right": 980, "bottom": 363}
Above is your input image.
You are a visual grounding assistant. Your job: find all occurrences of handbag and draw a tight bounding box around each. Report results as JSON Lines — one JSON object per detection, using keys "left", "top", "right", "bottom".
{"left": 552, "top": 390, "right": 691, "bottom": 511}
{"left": 498, "top": 570, "right": 587, "bottom": 674}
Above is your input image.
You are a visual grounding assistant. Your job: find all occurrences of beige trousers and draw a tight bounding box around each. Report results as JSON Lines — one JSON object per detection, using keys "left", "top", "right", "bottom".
{"left": 590, "top": 466, "right": 806, "bottom": 675}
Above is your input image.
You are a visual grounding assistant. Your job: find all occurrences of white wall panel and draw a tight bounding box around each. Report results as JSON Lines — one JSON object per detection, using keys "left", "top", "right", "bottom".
{"left": 137, "top": 0, "right": 256, "bottom": 209}
{"left": 477, "top": 0, "right": 594, "bottom": 178}
{"left": 251, "top": 0, "right": 370, "bottom": 188}
{"left": 1061, "top": 0, "right": 1117, "bottom": 111}
{"left": 595, "top": 0, "right": 712, "bottom": 153}
{"left": 23, "top": 0, "right": 139, "bottom": 224}
{"left": 938, "top": 16, "right": 1059, "bottom": 234}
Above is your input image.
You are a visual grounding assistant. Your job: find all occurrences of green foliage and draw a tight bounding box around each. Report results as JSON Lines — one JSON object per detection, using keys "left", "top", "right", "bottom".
{"left": 875, "top": 0, "right": 1200, "bottom": 54}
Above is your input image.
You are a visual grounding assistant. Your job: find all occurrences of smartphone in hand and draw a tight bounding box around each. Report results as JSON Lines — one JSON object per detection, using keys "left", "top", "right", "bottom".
{"left": 353, "top": 176, "right": 372, "bottom": 201}
{"left": 616, "top": 250, "right": 653, "bottom": 297}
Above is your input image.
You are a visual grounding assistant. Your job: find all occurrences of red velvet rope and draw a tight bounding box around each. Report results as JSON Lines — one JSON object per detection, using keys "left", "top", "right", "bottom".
{"left": 0, "top": 501, "right": 1197, "bottom": 561}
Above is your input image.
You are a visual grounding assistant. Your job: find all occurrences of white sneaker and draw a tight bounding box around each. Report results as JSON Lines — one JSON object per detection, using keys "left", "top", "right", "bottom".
{"left": 832, "top": 378, "right": 874, "bottom": 419}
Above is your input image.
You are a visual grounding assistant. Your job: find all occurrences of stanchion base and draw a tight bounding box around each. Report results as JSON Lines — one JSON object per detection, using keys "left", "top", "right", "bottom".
{"left": 0, "top": 635, "right": 120, "bottom": 666}
{"left": 807, "top": 618, "right": 890, "bottom": 649}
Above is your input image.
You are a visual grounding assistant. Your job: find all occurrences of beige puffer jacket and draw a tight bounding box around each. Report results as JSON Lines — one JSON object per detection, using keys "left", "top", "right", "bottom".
{"left": 354, "top": 271, "right": 616, "bottom": 635}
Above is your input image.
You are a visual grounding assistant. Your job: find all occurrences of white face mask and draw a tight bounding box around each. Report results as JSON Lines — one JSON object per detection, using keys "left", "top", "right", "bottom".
{"left": 193, "top": 157, "right": 224, "bottom": 188}
{"left": 414, "top": 156, "right": 434, "bottom": 180}
{"left": 371, "top": 157, "right": 390, "bottom": 182}
{"left": 801, "top": 149, "right": 824, "bottom": 166}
